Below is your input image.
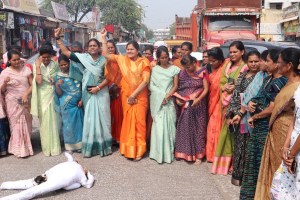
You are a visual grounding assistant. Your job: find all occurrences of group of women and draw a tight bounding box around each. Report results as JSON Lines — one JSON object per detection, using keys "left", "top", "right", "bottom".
{"left": 205, "top": 41, "right": 300, "bottom": 199}
{"left": 0, "top": 27, "right": 300, "bottom": 199}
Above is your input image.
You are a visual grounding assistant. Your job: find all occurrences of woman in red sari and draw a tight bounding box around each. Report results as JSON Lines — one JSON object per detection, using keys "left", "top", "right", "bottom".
{"left": 206, "top": 47, "right": 225, "bottom": 162}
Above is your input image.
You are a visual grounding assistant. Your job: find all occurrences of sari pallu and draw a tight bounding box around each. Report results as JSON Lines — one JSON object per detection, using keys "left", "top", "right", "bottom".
{"left": 70, "top": 53, "right": 112, "bottom": 157}
{"left": 54, "top": 72, "right": 83, "bottom": 151}
{"left": 174, "top": 68, "right": 208, "bottom": 161}
{"left": 206, "top": 64, "right": 223, "bottom": 162}
{"left": 149, "top": 65, "right": 180, "bottom": 164}
{"left": 106, "top": 55, "right": 150, "bottom": 159}
{"left": 240, "top": 75, "right": 288, "bottom": 200}
{"left": 0, "top": 67, "right": 33, "bottom": 158}
{"left": 31, "top": 61, "right": 61, "bottom": 156}
{"left": 211, "top": 59, "right": 248, "bottom": 175}
{"left": 226, "top": 71, "right": 256, "bottom": 185}
{"left": 255, "top": 81, "right": 300, "bottom": 200}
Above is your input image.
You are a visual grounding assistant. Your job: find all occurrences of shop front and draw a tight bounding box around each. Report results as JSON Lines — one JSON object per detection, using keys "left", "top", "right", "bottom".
{"left": 280, "top": 3, "right": 300, "bottom": 42}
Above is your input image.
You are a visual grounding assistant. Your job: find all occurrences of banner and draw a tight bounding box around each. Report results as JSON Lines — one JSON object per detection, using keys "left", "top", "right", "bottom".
{"left": 1, "top": 0, "right": 40, "bottom": 15}
{"left": 51, "top": 1, "right": 69, "bottom": 21}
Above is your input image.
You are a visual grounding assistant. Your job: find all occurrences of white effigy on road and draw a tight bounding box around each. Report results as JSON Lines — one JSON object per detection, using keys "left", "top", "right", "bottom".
{"left": 0, "top": 152, "right": 94, "bottom": 200}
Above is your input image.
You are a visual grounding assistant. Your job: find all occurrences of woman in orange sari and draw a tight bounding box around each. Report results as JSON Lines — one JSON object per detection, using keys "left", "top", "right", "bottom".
{"left": 107, "top": 40, "right": 123, "bottom": 143}
{"left": 101, "top": 30, "right": 150, "bottom": 161}
{"left": 206, "top": 47, "right": 225, "bottom": 162}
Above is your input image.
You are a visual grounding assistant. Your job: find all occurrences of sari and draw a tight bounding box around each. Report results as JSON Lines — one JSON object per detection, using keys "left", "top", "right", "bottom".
{"left": 0, "top": 67, "right": 33, "bottom": 157}
{"left": 270, "top": 86, "right": 300, "bottom": 200}
{"left": 211, "top": 59, "right": 248, "bottom": 175}
{"left": 255, "top": 81, "right": 300, "bottom": 200}
{"left": 70, "top": 53, "right": 112, "bottom": 157}
{"left": 241, "top": 71, "right": 268, "bottom": 134}
{"left": 106, "top": 55, "right": 150, "bottom": 159}
{"left": 174, "top": 68, "right": 208, "bottom": 161}
{"left": 225, "top": 71, "right": 256, "bottom": 185}
{"left": 107, "top": 61, "right": 123, "bottom": 142}
{"left": 31, "top": 61, "right": 61, "bottom": 156}
{"left": 240, "top": 75, "right": 288, "bottom": 200}
{"left": 172, "top": 58, "right": 183, "bottom": 69}
{"left": 54, "top": 71, "right": 84, "bottom": 151}
{"left": 149, "top": 65, "right": 180, "bottom": 163}
{"left": 206, "top": 63, "right": 223, "bottom": 162}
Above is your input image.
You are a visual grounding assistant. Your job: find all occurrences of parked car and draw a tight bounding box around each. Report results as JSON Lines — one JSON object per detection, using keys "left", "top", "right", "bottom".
{"left": 220, "top": 40, "right": 300, "bottom": 58}
{"left": 116, "top": 42, "right": 152, "bottom": 55}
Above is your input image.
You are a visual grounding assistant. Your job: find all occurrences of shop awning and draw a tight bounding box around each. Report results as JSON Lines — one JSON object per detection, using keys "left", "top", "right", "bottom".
{"left": 46, "top": 17, "right": 62, "bottom": 23}
{"left": 280, "top": 16, "right": 299, "bottom": 23}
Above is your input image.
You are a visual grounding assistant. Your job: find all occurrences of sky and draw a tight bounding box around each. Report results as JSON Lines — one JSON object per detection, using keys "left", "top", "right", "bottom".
{"left": 136, "top": 0, "right": 197, "bottom": 30}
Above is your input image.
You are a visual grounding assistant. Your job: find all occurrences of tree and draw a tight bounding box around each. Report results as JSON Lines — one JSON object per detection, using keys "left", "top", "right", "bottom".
{"left": 141, "top": 24, "right": 154, "bottom": 40}
{"left": 169, "top": 22, "right": 176, "bottom": 36}
{"left": 99, "top": 0, "right": 143, "bottom": 32}
{"left": 40, "top": 0, "right": 143, "bottom": 32}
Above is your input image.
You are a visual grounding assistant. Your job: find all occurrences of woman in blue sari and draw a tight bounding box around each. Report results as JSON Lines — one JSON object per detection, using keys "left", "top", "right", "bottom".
{"left": 55, "top": 28, "right": 112, "bottom": 158}
{"left": 55, "top": 55, "right": 83, "bottom": 152}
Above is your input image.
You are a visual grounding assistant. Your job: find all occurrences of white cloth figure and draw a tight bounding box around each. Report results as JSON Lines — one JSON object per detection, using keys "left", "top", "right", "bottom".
{"left": 0, "top": 152, "right": 94, "bottom": 200}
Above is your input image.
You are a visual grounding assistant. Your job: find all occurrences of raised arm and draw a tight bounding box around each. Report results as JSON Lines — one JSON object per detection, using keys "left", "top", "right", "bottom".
{"left": 54, "top": 28, "right": 71, "bottom": 58}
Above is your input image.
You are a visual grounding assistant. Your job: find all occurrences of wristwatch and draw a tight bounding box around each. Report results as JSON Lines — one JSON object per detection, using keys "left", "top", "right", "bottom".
{"left": 55, "top": 36, "right": 61, "bottom": 40}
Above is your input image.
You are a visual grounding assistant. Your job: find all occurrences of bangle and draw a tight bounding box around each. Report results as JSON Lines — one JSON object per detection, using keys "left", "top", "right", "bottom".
{"left": 36, "top": 74, "right": 41, "bottom": 75}
{"left": 97, "top": 86, "right": 101, "bottom": 90}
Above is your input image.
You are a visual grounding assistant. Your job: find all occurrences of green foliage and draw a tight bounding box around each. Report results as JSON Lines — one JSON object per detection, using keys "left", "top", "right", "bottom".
{"left": 141, "top": 24, "right": 154, "bottom": 39}
{"left": 99, "top": 0, "right": 143, "bottom": 32}
{"left": 40, "top": 0, "right": 143, "bottom": 32}
{"left": 169, "top": 22, "right": 176, "bottom": 36}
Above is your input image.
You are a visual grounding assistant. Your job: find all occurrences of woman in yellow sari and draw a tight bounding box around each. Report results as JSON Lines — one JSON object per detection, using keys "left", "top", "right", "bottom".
{"left": 255, "top": 48, "right": 300, "bottom": 200}
{"left": 101, "top": 30, "right": 150, "bottom": 161}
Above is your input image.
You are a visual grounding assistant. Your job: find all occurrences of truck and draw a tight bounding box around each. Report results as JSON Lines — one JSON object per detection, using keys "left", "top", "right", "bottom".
{"left": 175, "top": 0, "right": 261, "bottom": 50}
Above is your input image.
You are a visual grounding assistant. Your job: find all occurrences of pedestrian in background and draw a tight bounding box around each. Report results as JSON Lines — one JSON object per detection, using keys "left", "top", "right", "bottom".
{"left": 55, "top": 28, "right": 112, "bottom": 158}
{"left": 174, "top": 54, "right": 208, "bottom": 164}
{"left": 149, "top": 46, "right": 180, "bottom": 164}
{"left": 212, "top": 41, "right": 248, "bottom": 175}
{"left": 206, "top": 47, "right": 225, "bottom": 163}
{"left": 0, "top": 50, "right": 33, "bottom": 158}
{"left": 102, "top": 30, "right": 151, "bottom": 161}
{"left": 54, "top": 54, "right": 84, "bottom": 153}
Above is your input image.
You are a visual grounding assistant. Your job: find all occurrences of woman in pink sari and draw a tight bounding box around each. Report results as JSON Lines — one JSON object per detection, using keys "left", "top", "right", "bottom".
{"left": 0, "top": 50, "right": 33, "bottom": 158}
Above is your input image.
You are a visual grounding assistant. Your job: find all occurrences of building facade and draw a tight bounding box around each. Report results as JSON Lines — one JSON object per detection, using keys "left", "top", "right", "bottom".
{"left": 153, "top": 28, "right": 170, "bottom": 41}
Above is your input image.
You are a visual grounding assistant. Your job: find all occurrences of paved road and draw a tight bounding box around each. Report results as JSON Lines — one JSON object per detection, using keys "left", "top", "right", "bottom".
{"left": 0, "top": 119, "right": 240, "bottom": 200}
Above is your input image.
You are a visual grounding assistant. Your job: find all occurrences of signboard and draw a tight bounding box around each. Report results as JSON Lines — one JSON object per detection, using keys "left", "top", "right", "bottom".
{"left": 205, "top": 0, "right": 261, "bottom": 9}
{"left": 1, "top": 0, "right": 40, "bottom": 15}
{"left": 283, "top": 3, "right": 299, "bottom": 20}
{"left": 51, "top": 1, "right": 69, "bottom": 21}
{"left": 205, "top": 7, "right": 260, "bottom": 15}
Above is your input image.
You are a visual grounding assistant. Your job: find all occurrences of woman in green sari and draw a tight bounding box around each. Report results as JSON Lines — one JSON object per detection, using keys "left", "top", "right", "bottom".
{"left": 149, "top": 46, "right": 180, "bottom": 164}
{"left": 31, "top": 44, "right": 61, "bottom": 156}
{"left": 211, "top": 41, "right": 248, "bottom": 175}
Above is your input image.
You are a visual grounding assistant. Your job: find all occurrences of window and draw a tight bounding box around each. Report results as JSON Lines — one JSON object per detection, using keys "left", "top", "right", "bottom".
{"left": 208, "top": 16, "right": 253, "bottom": 31}
{"left": 269, "top": 3, "right": 282, "bottom": 10}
